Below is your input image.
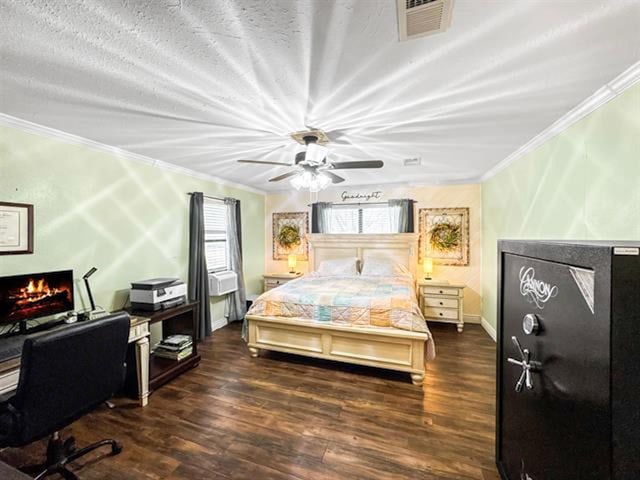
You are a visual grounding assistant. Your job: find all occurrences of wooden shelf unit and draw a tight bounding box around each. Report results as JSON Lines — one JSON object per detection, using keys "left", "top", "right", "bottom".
{"left": 130, "top": 301, "right": 201, "bottom": 391}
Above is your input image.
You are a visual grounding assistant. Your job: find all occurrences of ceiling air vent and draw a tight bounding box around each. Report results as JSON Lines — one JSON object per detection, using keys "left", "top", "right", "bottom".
{"left": 397, "top": 0, "right": 454, "bottom": 42}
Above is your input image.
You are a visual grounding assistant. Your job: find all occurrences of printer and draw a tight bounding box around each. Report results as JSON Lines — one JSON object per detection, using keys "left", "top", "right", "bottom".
{"left": 130, "top": 277, "right": 187, "bottom": 311}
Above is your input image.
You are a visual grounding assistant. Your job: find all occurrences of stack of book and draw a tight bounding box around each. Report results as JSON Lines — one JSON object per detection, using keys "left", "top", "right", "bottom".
{"left": 154, "top": 334, "right": 193, "bottom": 361}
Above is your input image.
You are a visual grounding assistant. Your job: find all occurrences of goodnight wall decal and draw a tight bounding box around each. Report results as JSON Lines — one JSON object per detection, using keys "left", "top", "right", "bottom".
{"left": 340, "top": 191, "right": 383, "bottom": 202}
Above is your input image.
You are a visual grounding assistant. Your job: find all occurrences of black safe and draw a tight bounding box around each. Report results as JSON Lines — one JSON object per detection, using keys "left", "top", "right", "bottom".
{"left": 496, "top": 240, "right": 640, "bottom": 480}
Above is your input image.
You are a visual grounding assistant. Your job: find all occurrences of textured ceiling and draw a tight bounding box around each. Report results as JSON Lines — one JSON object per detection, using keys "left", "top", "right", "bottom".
{"left": 1, "top": 0, "right": 639, "bottom": 191}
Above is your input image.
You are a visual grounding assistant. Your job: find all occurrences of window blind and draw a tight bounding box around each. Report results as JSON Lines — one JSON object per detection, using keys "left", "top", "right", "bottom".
{"left": 329, "top": 206, "right": 359, "bottom": 233}
{"left": 203, "top": 199, "right": 228, "bottom": 272}
{"left": 362, "top": 205, "right": 391, "bottom": 233}
{"left": 328, "top": 204, "right": 392, "bottom": 234}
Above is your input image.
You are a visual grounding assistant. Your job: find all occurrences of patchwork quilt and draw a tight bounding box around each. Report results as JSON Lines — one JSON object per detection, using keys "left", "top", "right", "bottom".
{"left": 247, "top": 274, "right": 429, "bottom": 333}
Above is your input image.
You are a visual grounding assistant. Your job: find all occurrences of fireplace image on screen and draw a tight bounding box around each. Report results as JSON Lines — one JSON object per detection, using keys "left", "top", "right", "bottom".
{"left": 0, "top": 270, "right": 74, "bottom": 326}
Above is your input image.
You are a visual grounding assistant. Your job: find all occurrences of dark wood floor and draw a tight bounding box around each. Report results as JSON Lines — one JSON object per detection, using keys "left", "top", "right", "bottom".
{"left": 1, "top": 322, "right": 500, "bottom": 480}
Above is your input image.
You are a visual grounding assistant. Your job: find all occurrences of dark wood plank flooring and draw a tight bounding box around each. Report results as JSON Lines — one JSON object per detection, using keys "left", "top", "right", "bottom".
{"left": 0, "top": 322, "right": 500, "bottom": 480}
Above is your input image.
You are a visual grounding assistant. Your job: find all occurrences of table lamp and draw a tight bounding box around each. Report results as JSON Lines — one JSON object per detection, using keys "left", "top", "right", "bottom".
{"left": 423, "top": 258, "right": 433, "bottom": 280}
{"left": 288, "top": 254, "right": 297, "bottom": 274}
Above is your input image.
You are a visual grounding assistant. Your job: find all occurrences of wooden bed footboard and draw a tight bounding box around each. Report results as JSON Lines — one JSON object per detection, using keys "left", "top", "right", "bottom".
{"left": 246, "top": 315, "right": 428, "bottom": 385}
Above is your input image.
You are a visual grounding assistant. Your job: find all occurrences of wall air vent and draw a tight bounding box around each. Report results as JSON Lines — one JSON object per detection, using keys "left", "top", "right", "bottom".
{"left": 397, "top": 0, "right": 454, "bottom": 42}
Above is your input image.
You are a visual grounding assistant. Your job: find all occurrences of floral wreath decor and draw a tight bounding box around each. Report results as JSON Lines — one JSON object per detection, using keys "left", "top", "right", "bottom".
{"left": 277, "top": 224, "right": 301, "bottom": 250}
{"left": 429, "top": 221, "right": 461, "bottom": 251}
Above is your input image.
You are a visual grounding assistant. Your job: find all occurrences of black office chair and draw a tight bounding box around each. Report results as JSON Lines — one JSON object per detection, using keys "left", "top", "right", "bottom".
{"left": 0, "top": 312, "right": 131, "bottom": 479}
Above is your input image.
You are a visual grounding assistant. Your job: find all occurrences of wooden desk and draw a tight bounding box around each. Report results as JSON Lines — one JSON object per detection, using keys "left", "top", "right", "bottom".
{"left": 0, "top": 315, "right": 151, "bottom": 407}
{"left": 128, "top": 315, "right": 151, "bottom": 406}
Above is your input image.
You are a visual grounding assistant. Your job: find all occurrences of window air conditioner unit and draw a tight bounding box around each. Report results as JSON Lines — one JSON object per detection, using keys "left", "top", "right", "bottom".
{"left": 208, "top": 271, "right": 238, "bottom": 296}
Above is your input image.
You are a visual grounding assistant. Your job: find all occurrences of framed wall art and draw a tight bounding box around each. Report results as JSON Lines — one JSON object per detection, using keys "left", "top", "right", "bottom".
{"left": 419, "top": 207, "right": 469, "bottom": 266}
{"left": 0, "top": 201, "right": 34, "bottom": 255}
{"left": 272, "top": 212, "right": 309, "bottom": 261}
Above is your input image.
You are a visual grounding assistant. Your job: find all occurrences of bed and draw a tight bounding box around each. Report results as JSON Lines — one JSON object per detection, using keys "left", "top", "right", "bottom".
{"left": 245, "top": 233, "right": 433, "bottom": 385}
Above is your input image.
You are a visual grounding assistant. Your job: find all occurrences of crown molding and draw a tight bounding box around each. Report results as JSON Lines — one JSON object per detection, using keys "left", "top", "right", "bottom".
{"left": 0, "top": 113, "right": 266, "bottom": 196}
{"left": 480, "top": 60, "right": 640, "bottom": 183}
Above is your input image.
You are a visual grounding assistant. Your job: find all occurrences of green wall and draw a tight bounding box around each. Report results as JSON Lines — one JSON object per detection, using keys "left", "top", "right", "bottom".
{"left": 0, "top": 124, "right": 265, "bottom": 325}
{"left": 482, "top": 83, "right": 640, "bottom": 329}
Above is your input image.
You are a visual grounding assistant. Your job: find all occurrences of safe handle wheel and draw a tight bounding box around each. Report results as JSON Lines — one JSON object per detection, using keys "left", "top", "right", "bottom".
{"left": 508, "top": 336, "right": 538, "bottom": 392}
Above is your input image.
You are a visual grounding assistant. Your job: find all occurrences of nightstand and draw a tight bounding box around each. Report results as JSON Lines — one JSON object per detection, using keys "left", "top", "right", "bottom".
{"left": 263, "top": 272, "right": 303, "bottom": 292}
{"left": 417, "top": 280, "right": 465, "bottom": 333}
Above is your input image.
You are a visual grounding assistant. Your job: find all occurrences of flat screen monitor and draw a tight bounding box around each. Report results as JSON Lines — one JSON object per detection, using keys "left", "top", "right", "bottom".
{"left": 0, "top": 270, "right": 74, "bottom": 326}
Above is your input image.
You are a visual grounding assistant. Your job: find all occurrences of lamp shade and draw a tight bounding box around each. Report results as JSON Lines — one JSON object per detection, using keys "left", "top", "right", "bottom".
{"left": 288, "top": 254, "right": 297, "bottom": 273}
{"left": 290, "top": 174, "right": 305, "bottom": 190}
{"left": 289, "top": 170, "right": 331, "bottom": 192}
{"left": 423, "top": 257, "right": 434, "bottom": 279}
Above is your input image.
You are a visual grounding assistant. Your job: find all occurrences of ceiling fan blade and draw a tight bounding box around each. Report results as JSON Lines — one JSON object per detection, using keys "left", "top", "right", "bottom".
{"left": 324, "top": 171, "right": 345, "bottom": 184}
{"left": 238, "top": 160, "right": 291, "bottom": 166}
{"left": 330, "top": 160, "right": 384, "bottom": 170}
{"left": 268, "top": 171, "right": 299, "bottom": 182}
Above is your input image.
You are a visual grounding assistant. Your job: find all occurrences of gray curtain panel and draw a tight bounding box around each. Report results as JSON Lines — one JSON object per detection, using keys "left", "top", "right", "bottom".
{"left": 188, "top": 192, "right": 212, "bottom": 341}
{"left": 388, "top": 199, "right": 415, "bottom": 233}
{"left": 311, "top": 202, "right": 333, "bottom": 233}
{"left": 224, "top": 197, "right": 247, "bottom": 325}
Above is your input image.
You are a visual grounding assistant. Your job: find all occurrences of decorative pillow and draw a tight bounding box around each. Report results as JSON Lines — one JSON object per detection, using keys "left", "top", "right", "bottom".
{"left": 315, "top": 257, "right": 359, "bottom": 277}
{"left": 360, "top": 257, "right": 412, "bottom": 278}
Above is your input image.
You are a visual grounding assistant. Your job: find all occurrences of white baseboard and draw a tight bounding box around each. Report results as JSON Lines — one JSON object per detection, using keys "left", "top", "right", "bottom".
{"left": 211, "top": 317, "right": 228, "bottom": 332}
{"left": 463, "top": 314, "right": 481, "bottom": 324}
{"left": 481, "top": 317, "right": 497, "bottom": 342}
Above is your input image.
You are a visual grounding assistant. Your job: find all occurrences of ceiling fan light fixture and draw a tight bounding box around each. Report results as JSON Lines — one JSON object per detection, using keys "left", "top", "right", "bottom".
{"left": 310, "top": 172, "right": 331, "bottom": 192}
{"left": 318, "top": 172, "right": 332, "bottom": 189}
{"left": 289, "top": 171, "right": 331, "bottom": 192}
{"left": 301, "top": 170, "right": 314, "bottom": 185}
{"left": 237, "top": 129, "right": 383, "bottom": 190}
{"left": 290, "top": 174, "right": 305, "bottom": 190}
{"left": 290, "top": 170, "right": 313, "bottom": 190}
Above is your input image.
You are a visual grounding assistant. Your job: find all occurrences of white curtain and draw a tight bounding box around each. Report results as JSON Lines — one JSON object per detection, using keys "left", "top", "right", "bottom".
{"left": 223, "top": 198, "right": 247, "bottom": 327}
{"left": 388, "top": 199, "right": 414, "bottom": 233}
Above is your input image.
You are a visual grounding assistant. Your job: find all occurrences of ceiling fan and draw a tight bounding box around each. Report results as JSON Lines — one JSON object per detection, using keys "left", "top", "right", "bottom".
{"left": 237, "top": 130, "right": 384, "bottom": 191}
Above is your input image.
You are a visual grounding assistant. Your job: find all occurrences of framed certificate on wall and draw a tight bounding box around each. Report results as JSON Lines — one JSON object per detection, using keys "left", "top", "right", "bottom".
{"left": 0, "top": 202, "right": 34, "bottom": 255}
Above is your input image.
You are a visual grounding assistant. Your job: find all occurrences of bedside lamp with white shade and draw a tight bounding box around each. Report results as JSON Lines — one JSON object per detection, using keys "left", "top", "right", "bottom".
{"left": 288, "top": 254, "right": 298, "bottom": 274}
{"left": 423, "top": 257, "right": 434, "bottom": 280}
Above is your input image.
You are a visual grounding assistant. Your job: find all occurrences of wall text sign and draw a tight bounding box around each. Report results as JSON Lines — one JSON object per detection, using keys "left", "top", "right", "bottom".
{"left": 341, "top": 191, "right": 383, "bottom": 202}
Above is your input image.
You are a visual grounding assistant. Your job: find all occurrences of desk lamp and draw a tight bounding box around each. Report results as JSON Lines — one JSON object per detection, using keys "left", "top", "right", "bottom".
{"left": 79, "top": 267, "right": 97, "bottom": 321}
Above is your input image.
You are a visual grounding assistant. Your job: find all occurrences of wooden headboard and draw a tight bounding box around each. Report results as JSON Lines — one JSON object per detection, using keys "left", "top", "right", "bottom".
{"left": 307, "top": 234, "right": 419, "bottom": 278}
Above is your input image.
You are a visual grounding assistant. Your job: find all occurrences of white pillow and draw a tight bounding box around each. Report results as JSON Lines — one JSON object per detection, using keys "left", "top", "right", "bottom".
{"left": 316, "top": 257, "right": 359, "bottom": 277}
{"left": 361, "top": 257, "right": 412, "bottom": 278}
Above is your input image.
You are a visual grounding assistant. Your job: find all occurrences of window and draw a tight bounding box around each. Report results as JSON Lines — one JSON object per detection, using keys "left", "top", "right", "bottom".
{"left": 329, "top": 206, "right": 359, "bottom": 233}
{"left": 328, "top": 204, "right": 391, "bottom": 234}
{"left": 204, "top": 199, "right": 228, "bottom": 272}
{"left": 362, "top": 205, "right": 391, "bottom": 233}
